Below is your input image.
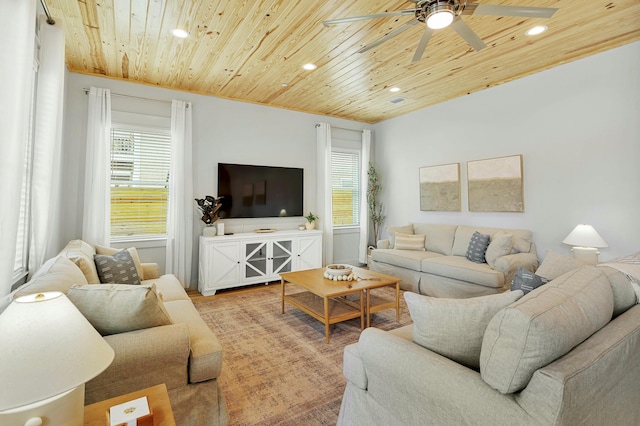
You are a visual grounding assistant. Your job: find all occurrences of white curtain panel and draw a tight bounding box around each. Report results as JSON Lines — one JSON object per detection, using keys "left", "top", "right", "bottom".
{"left": 0, "top": 0, "right": 36, "bottom": 296}
{"left": 358, "top": 129, "right": 371, "bottom": 264}
{"left": 316, "top": 123, "right": 333, "bottom": 265}
{"left": 83, "top": 87, "right": 112, "bottom": 247}
{"left": 29, "top": 16, "right": 66, "bottom": 273}
{"left": 166, "top": 100, "right": 194, "bottom": 288}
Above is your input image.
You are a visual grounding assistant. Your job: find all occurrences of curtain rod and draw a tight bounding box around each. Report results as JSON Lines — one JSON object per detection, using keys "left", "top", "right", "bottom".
{"left": 40, "top": 0, "right": 55, "bottom": 25}
{"left": 82, "top": 88, "right": 178, "bottom": 106}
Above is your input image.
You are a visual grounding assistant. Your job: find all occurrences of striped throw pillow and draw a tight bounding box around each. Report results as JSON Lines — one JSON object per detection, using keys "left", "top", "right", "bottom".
{"left": 394, "top": 232, "right": 426, "bottom": 251}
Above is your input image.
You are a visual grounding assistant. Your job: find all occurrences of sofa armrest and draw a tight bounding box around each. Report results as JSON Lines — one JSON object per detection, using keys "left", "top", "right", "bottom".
{"left": 356, "top": 328, "right": 534, "bottom": 425}
{"left": 376, "top": 239, "right": 390, "bottom": 249}
{"left": 493, "top": 252, "right": 539, "bottom": 285}
{"left": 85, "top": 323, "right": 190, "bottom": 404}
{"left": 142, "top": 262, "right": 160, "bottom": 280}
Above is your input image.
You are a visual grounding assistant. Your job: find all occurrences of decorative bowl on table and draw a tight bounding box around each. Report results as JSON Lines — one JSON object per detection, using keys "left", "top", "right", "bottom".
{"left": 325, "top": 264, "right": 353, "bottom": 277}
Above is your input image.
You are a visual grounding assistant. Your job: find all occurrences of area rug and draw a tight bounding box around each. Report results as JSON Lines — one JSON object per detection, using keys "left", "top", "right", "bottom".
{"left": 194, "top": 284, "right": 412, "bottom": 426}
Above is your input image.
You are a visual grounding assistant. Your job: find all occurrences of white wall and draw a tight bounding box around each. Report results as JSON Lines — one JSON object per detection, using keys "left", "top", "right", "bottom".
{"left": 61, "top": 73, "right": 368, "bottom": 286}
{"left": 373, "top": 41, "right": 640, "bottom": 261}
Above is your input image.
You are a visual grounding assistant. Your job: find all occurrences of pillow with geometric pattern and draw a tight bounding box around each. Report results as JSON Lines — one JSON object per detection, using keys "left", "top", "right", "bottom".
{"left": 94, "top": 249, "right": 141, "bottom": 285}
{"left": 510, "top": 267, "right": 549, "bottom": 294}
{"left": 466, "top": 231, "right": 491, "bottom": 263}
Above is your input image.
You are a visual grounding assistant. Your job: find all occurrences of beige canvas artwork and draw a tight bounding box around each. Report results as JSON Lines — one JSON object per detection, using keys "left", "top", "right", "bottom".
{"left": 467, "top": 155, "right": 524, "bottom": 212}
{"left": 419, "top": 163, "right": 461, "bottom": 211}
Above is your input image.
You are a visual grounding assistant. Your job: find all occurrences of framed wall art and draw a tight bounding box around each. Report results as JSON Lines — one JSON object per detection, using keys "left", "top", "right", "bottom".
{"left": 419, "top": 163, "right": 461, "bottom": 211}
{"left": 467, "top": 154, "right": 524, "bottom": 212}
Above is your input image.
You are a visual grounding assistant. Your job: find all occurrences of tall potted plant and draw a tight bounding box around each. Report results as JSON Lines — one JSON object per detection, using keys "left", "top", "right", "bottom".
{"left": 367, "top": 163, "right": 385, "bottom": 245}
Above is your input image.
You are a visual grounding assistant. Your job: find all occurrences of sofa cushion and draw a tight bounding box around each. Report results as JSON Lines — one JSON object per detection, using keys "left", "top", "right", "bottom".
{"left": 405, "top": 290, "right": 523, "bottom": 369}
{"left": 15, "top": 256, "right": 88, "bottom": 298}
{"left": 480, "top": 266, "right": 614, "bottom": 394}
{"left": 411, "top": 223, "right": 457, "bottom": 255}
{"left": 95, "top": 244, "right": 145, "bottom": 280}
{"left": 59, "top": 240, "right": 101, "bottom": 283}
{"left": 394, "top": 233, "right": 425, "bottom": 251}
{"left": 421, "top": 256, "right": 504, "bottom": 288}
{"left": 535, "top": 250, "right": 586, "bottom": 280}
{"left": 94, "top": 249, "right": 142, "bottom": 285}
{"left": 164, "top": 300, "right": 223, "bottom": 382}
{"left": 485, "top": 232, "right": 513, "bottom": 269}
{"left": 466, "top": 231, "right": 490, "bottom": 263}
{"left": 372, "top": 249, "right": 444, "bottom": 272}
{"left": 67, "top": 283, "right": 173, "bottom": 336}
{"left": 386, "top": 224, "right": 414, "bottom": 248}
{"left": 142, "top": 274, "right": 191, "bottom": 302}
{"left": 510, "top": 267, "right": 549, "bottom": 294}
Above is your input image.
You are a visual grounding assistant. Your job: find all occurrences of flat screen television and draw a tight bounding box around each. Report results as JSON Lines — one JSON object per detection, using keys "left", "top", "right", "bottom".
{"left": 217, "top": 163, "right": 304, "bottom": 219}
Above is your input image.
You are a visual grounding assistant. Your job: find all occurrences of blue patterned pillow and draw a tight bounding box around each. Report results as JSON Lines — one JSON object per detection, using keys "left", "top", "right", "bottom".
{"left": 466, "top": 231, "right": 490, "bottom": 263}
{"left": 511, "top": 267, "right": 549, "bottom": 294}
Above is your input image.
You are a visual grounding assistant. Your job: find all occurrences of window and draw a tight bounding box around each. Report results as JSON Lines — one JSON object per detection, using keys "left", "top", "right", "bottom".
{"left": 110, "top": 127, "right": 171, "bottom": 239}
{"left": 331, "top": 149, "right": 360, "bottom": 227}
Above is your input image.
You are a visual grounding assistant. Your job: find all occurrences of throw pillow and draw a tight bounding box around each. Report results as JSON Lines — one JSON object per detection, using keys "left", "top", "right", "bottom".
{"left": 95, "top": 244, "right": 145, "bottom": 280}
{"left": 485, "top": 232, "right": 513, "bottom": 269}
{"left": 66, "top": 283, "right": 173, "bottom": 335}
{"left": 404, "top": 290, "right": 524, "bottom": 370}
{"left": 510, "top": 267, "right": 548, "bottom": 294}
{"left": 386, "top": 224, "right": 414, "bottom": 248}
{"left": 15, "top": 256, "right": 88, "bottom": 298}
{"left": 535, "top": 250, "right": 587, "bottom": 280}
{"left": 466, "top": 231, "right": 490, "bottom": 263}
{"left": 393, "top": 233, "right": 426, "bottom": 251}
{"left": 480, "top": 267, "right": 613, "bottom": 394}
{"left": 94, "top": 249, "right": 141, "bottom": 285}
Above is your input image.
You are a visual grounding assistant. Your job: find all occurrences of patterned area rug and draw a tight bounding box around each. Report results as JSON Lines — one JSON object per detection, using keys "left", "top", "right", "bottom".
{"left": 194, "top": 283, "right": 412, "bottom": 426}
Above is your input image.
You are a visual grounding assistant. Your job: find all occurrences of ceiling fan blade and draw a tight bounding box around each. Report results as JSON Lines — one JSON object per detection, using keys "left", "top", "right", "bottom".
{"left": 323, "top": 9, "right": 417, "bottom": 26}
{"left": 412, "top": 27, "right": 434, "bottom": 63}
{"left": 450, "top": 17, "right": 487, "bottom": 52}
{"left": 467, "top": 4, "right": 558, "bottom": 19}
{"left": 358, "top": 19, "right": 420, "bottom": 54}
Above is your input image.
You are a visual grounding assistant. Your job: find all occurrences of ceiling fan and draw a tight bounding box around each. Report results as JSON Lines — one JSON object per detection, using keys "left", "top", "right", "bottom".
{"left": 323, "top": 1, "right": 558, "bottom": 62}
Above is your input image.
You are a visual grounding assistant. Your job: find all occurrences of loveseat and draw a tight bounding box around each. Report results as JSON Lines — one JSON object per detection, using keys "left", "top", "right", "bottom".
{"left": 370, "top": 223, "right": 539, "bottom": 298}
{"left": 338, "top": 258, "right": 640, "bottom": 425}
{"left": 4, "top": 240, "right": 228, "bottom": 425}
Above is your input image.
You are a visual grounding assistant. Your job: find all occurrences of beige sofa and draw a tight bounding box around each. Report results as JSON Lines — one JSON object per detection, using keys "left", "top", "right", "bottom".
{"left": 7, "top": 240, "right": 228, "bottom": 426}
{"left": 370, "top": 223, "right": 539, "bottom": 298}
{"left": 338, "top": 263, "right": 640, "bottom": 425}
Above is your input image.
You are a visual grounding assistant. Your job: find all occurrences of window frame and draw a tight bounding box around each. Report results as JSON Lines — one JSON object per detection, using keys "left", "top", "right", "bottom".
{"left": 330, "top": 147, "right": 361, "bottom": 230}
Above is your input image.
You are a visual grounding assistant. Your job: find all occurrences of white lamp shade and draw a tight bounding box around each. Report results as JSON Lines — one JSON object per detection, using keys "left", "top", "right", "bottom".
{"left": 0, "top": 292, "right": 115, "bottom": 411}
{"left": 562, "top": 224, "right": 608, "bottom": 248}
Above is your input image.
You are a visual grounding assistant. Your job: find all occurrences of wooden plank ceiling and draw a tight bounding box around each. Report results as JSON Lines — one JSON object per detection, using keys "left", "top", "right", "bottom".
{"left": 47, "top": 0, "right": 640, "bottom": 124}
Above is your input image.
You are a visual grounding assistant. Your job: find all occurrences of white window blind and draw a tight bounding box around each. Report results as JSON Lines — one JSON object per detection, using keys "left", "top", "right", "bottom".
{"left": 331, "top": 149, "right": 360, "bottom": 227}
{"left": 110, "top": 127, "right": 171, "bottom": 238}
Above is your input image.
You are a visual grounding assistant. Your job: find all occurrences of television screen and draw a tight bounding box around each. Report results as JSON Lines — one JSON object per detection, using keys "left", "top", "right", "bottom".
{"left": 217, "top": 163, "right": 304, "bottom": 219}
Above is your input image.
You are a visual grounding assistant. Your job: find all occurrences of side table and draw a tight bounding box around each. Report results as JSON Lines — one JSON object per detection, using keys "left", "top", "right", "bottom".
{"left": 84, "top": 383, "right": 176, "bottom": 426}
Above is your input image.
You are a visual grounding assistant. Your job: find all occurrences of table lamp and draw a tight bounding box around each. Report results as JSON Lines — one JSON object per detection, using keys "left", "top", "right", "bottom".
{"left": 0, "top": 292, "right": 115, "bottom": 425}
{"left": 562, "top": 224, "right": 608, "bottom": 264}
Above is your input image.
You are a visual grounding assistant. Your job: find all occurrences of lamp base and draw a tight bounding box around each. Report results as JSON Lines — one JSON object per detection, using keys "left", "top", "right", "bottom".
{"left": 0, "top": 384, "right": 85, "bottom": 426}
{"left": 571, "top": 247, "right": 600, "bottom": 265}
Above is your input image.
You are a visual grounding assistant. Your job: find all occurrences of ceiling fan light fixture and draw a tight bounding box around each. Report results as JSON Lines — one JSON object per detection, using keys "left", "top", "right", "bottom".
{"left": 426, "top": 3, "right": 455, "bottom": 30}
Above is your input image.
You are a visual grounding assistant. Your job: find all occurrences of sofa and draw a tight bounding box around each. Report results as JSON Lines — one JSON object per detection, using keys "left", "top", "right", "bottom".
{"left": 337, "top": 259, "right": 640, "bottom": 425}
{"left": 370, "top": 223, "right": 539, "bottom": 298}
{"left": 4, "top": 240, "right": 228, "bottom": 426}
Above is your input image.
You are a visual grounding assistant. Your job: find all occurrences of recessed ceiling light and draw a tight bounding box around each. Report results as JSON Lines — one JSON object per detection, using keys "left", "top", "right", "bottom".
{"left": 389, "top": 87, "right": 401, "bottom": 93}
{"left": 281, "top": 83, "right": 288, "bottom": 87}
{"left": 170, "top": 28, "right": 190, "bottom": 38}
{"left": 525, "top": 25, "right": 547, "bottom": 36}
{"left": 302, "top": 63, "right": 317, "bottom": 71}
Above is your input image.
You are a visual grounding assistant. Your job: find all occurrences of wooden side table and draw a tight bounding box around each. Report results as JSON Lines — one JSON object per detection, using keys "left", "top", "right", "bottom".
{"left": 84, "top": 384, "right": 176, "bottom": 426}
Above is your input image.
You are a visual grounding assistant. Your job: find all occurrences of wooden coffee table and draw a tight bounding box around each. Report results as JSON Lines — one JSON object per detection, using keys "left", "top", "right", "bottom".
{"left": 280, "top": 267, "right": 401, "bottom": 343}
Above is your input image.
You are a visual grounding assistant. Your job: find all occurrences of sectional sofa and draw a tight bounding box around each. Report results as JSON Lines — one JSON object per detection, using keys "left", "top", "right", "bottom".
{"left": 338, "top": 260, "right": 640, "bottom": 425}
{"left": 3, "top": 240, "right": 228, "bottom": 425}
{"left": 370, "top": 223, "right": 539, "bottom": 298}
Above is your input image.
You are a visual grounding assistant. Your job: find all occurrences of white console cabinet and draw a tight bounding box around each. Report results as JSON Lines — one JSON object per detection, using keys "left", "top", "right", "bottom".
{"left": 199, "top": 229, "right": 322, "bottom": 296}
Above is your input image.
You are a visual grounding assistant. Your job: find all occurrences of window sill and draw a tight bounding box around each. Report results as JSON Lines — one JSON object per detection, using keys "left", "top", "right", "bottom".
{"left": 333, "top": 226, "right": 360, "bottom": 235}
{"left": 110, "top": 236, "right": 167, "bottom": 248}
